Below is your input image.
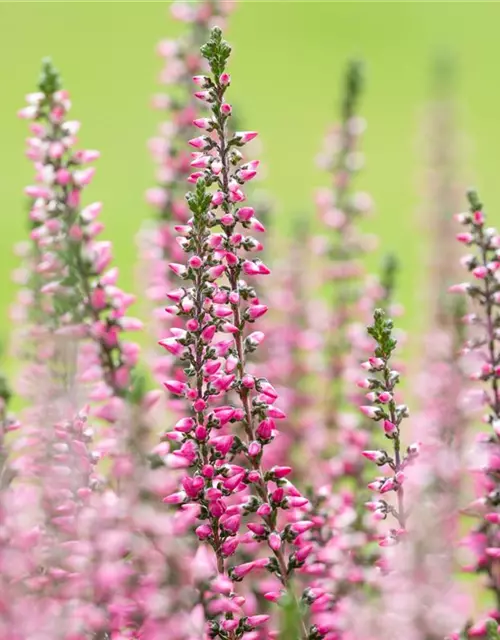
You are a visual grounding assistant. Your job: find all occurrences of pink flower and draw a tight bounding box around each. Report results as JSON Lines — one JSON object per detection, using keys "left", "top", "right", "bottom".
{"left": 193, "top": 117, "right": 212, "bottom": 129}
{"left": 157, "top": 27, "right": 312, "bottom": 634}
{"left": 234, "top": 131, "right": 258, "bottom": 144}
{"left": 163, "top": 380, "right": 187, "bottom": 396}
{"left": 188, "top": 135, "right": 210, "bottom": 150}
{"left": 360, "top": 405, "right": 381, "bottom": 419}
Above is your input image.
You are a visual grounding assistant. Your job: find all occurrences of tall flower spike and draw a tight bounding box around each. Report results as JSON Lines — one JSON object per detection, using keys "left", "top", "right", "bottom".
{"left": 351, "top": 306, "right": 471, "bottom": 640}
{"left": 423, "top": 54, "right": 463, "bottom": 328}
{"left": 360, "top": 308, "right": 413, "bottom": 548}
{"left": 452, "top": 189, "right": 500, "bottom": 617}
{"left": 315, "top": 59, "right": 375, "bottom": 433}
{"left": 161, "top": 27, "right": 315, "bottom": 639}
{"left": 416, "top": 51, "right": 468, "bottom": 531}
{"left": 18, "top": 58, "right": 142, "bottom": 419}
{"left": 304, "top": 260, "right": 401, "bottom": 638}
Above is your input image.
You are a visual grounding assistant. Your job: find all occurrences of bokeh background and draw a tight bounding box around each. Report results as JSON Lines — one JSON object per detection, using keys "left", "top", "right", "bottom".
{"left": 1, "top": 1, "right": 500, "bottom": 361}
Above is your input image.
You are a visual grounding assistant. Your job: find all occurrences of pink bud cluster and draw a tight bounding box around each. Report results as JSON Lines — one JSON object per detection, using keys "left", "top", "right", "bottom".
{"left": 161, "top": 27, "right": 316, "bottom": 639}
{"left": 451, "top": 192, "right": 500, "bottom": 618}
{"left": 304, "top": 278, "right": 400, "bottom": 638}
{"left": 18, "top": 74, "right": 142, "bottom": 423}
{"left": 11, "top": 66, "right": 202, "bottom": 639}
{"left": 358, "top": 311, "right": 417, "bottom": 548}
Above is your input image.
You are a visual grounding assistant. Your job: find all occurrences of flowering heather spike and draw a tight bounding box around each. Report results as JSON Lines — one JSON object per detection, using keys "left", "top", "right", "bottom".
{"left": 160, "top": 27, "right": 314, "bottom": 639}
{"left": 420, "top": 54, "right": 464, "bottom": 331}
{"left": 452, "top": 188, "right": 500, "bottom": 613}
{"left": 314, "top": 59, "right": 375, "bottom": 433}
{"left": 18, "top": 58, "right": 142, "bottom": 418}
{"left": 411, "top": 299, "right": 470, "bottom": 579}
{"left": 355, "top": 259, "right": 472, "bottom": 639}
{"left": 13, "top": 59, "right": 204, "bottom": 638}
{"left": 362, "top": 309, "right": 411, "bottom": 540}
{"left": 301, "top": 268, "right": 403, "bottom": 638}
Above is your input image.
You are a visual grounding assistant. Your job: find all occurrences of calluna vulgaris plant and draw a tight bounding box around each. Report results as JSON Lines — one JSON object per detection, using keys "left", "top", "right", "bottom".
{"left": 18, "top": 58, "right": 143, "bottom": 415}
{"left": 13, "top": 57, "right": 202, "bottom": 640}
{"left": 300, "top": 61, "right": 400, "bottom": 637}
{"left": 451, "top": 189, "right": 500, "bottom": 636}
{"left": 161, "top": 27, "right": 322, "bottom": 640}
{"left": 1, "top": 7, "right": 499, "bottom": 640}
{"left": 404, "top": 65, "right": 471, "bottom": 637}
{"left": 359, "top": 309, "right": 413, "bottom": 548}
{"left": 315, "top": 59, "right": 374, "bottom": 435}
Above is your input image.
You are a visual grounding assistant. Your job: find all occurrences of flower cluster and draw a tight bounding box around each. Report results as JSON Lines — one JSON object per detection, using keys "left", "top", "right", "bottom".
{"left": 18, "top": 58, "right": 142, "bottom": 422}
{"left": 12, "top": 58, "right": 196, "bottom": 640}
{"left": 304, "top": 264, "right": 400, "bottom": 637}
{"left": 3, "top": 9, "right": 499, "bottom": 640}
{"left": 161, "top": 28, "right": 317, "bottom": 639}
{"left": 359, "top": 309, "right": 416, "bottom": 547}
{"left": 451, "top": 189, "right": 500, "bottom": 625}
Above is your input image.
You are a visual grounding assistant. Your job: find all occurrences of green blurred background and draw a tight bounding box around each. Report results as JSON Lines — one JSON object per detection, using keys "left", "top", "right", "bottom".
{"left": 1, "top": 1, "right": 500, "bottom": 356}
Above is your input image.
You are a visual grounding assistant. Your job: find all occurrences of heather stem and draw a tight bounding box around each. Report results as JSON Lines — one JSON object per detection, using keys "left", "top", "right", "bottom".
{"left": 452, "top": 188, "right": 500, "bottom": 613}
{"left": 362, "top": 309, "right": 412, "bottom": 546}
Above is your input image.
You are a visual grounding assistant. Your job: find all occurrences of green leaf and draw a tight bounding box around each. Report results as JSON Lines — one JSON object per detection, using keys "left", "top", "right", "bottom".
{"left": 186, "top": 178, "right": 212, "bottom": 227}
{"left": 486, "top": 620, "right": 500, "bottom": 640}
{"left": 379, "top": 253, "right": 398, "bottom": 309}
{"left": 0, "top": 373, "right": 11, "bottom": 405}
{"left": 367, "top": 308, "right": 397, "bottom": 358}
{"left": 466, "top": 188, "right": 482, "bottom": 213}
{"left": 342, "top": 58, "right": 364, "bottom": 122}
{"left": 38, "top": 57, "right": 62, "bottom": 95}
{"left": 200, "top": 26, "right": 232, "bottom": 78}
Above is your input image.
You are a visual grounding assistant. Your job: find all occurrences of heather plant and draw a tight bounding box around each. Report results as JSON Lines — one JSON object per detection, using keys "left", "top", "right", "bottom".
{"left": 11, "top": 56, "right": 203, "bottom": 640}
{"left": 315, "top": 59, "right": 374, "bottom": 435}
{"left": 261, "top": 223, "right": 318, "bottom": 475}
{"left": 0, "top": 7, "right": 494, "bottom": 640}
{"left": 421, "top": 54, "right": 463, "bottom": 326}
{"left": 302, "top": 260, "right": 400, "bottom": 638}
{"left": 160, "top": 27, "right": 322, "bottom": 639}
{"left": 450, "top": 189, "right": 500, "bottom": 633}
{"left": 414, "top": 51, "right": 469, "bottom": 497}
{"left": 348, "top": 308, "right": 471, "bottom": 640}
{"left": 17, "top": 58, "right": 143, "bottom": 417}
{"left": 359, "top": 309, "right": 413, "bottom": 546}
